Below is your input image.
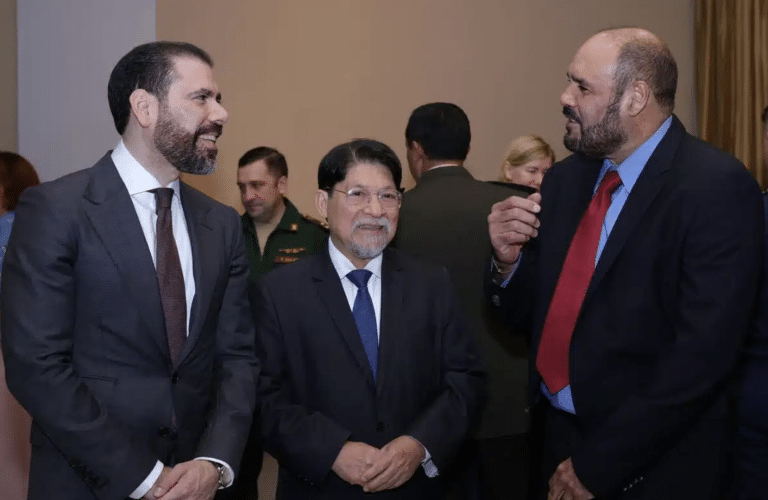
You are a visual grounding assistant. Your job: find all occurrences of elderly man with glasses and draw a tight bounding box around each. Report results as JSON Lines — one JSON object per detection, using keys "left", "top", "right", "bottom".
{"left": 250, "top": 138, "right": 486, "bottom": 500}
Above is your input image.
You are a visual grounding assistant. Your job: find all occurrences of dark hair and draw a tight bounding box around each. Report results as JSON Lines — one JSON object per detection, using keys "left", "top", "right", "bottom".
{"left": 762, "top": 105, "right": 768, "bottom": 125}
{"left": 238, "top": 146, "right": 288, "bottom": 178}
{"left": 108, "top": 41, "right": 213, "bottom": 135}
{"left": 613, "top": 37, "right": 677, "bottom": 112}
{"left": 405, "top": 102, "right": 471, "bottom": 160}
{"left": 318, "top": 139, "right": 402, "bottom": 193}
{"left": 0, "top": 152, "right": 40, "bottom": 211}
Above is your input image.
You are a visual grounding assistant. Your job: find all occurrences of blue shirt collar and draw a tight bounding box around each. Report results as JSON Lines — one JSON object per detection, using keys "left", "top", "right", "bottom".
{"left": 597, "top": 115, "right": 673, "bottom": 193}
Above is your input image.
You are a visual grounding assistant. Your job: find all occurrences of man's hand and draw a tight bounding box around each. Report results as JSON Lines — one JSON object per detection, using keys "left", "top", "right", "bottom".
{"left": 150, "top": 461, "right": 219, "bottom": 500}
{"left": 143, "top": 467, "right": 173, "bottom": 499}
{"left": 488, "top": 192, "right": 542, "bottom": 273}
{"left": 548, "top": 457, "right": 594, "bottom": 500}
{"left": 331, "top": 441, "right": 380, "bottom": 486}
{"left": 360, "top": 436, "right": 425, "bottom": 493}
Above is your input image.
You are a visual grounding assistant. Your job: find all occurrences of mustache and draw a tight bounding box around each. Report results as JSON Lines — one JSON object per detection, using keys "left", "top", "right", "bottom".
{"left": 562, "top": 106, "right": 581, "bottom": 123}
{"left": 353, "top": 217, "right": 390, "bottom": 232}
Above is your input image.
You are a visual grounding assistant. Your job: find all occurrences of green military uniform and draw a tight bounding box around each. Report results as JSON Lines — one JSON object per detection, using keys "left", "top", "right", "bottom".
{"left": 241, "top": 198, "right": 328, "bottom": 281}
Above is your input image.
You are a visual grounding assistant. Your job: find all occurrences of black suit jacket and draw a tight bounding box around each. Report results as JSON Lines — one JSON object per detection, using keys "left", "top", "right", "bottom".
{"left": 394, "top": 166, "right": 533, "bottom": 438}
{"left": 736, "top": 192, "right": 768, "bottom": 500}
{"left": 253, "top": 247, "right": 486, "bottom": 499}
{"left": 0, "top": 154, "right": 259, "bottom": 500}
{"left": 491, "top": 116, "right": 764, "bottom": 497}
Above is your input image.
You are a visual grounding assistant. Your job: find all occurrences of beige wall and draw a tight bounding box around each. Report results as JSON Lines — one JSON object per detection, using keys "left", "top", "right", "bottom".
{"left": 158, "top": 0, "right": 696, "bottom": 217}
{"left": 0, "top": 0, "right": 17, "bottom": 152}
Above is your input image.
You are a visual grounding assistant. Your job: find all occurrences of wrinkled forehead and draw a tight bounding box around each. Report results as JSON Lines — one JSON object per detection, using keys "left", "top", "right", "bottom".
{"left": 341, "top": 162, "right": 396, "bottom": 188}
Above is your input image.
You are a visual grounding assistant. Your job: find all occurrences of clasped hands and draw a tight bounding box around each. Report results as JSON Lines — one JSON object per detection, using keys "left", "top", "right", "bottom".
{"left": 331, "top": 436, "right": 426, "bottom": 493}
{"left": 144, "top": 460, "right": 219, "bottom": 500}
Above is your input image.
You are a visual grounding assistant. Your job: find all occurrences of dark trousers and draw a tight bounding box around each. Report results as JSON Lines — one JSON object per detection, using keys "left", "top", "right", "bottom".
{"left": 445, "top": 434, "right": 531, "bottom": 500}
{"left": 536, "top": 402, "right": 735, "bottom": 500}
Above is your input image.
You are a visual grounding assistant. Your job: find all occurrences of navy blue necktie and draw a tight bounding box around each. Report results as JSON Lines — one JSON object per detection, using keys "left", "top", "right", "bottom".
{"left": 347, "top": 269, "right": 378, "bottom": 382}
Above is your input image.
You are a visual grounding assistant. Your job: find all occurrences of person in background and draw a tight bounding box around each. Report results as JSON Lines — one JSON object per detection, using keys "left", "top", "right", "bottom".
{"left": 395, "top": 102, "right": 534, "bottom": 500}
{"left": 488, "top": 27, "right": 762, "bottom": 499}
{"left": 497, "top": 135, "right": 554, "bottom": 192}
{"left": 254, "top": 138, "right": 486, "bottom": 499}
{"left": 0, "top": 151, "right": 39, "bottom": 500}
{"left": 1, "top": 41, "right": 259, "bottom": 500}
{"left": 237, "top": 146, "right": 328, "bottom": 283}
{"left": 227, "top": 147, "right": 327, "bottom": 499}
{"left": 0, "top": 152, "right": 40, "bottom": 284}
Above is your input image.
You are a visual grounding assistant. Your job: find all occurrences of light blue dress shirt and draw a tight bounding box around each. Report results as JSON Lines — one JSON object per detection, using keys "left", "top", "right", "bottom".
{"left": 542, "top": 116, "right": 673, "bottom": 413}
{"left": 0, "top": 211, "right": 15, "bottom": 287}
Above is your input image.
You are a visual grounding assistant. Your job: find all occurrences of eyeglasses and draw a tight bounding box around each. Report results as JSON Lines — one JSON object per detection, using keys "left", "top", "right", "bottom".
{"left": 332, "top": 187, "right": 402, "bottom": 210}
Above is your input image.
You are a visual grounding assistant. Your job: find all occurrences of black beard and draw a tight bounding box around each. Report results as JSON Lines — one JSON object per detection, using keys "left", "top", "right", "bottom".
{"left": 563, "top": 97, "right": 627, "bottom": 159}
{"left": 154, "top": 111, "right": 222, "bottom": 175}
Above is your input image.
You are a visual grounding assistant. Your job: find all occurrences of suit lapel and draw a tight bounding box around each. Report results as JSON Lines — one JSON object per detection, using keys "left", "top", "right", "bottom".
{"left": 376, "top": 249, "right": 405, "bottom": 395}
{"left": 82, "top": 154, "right": 169, "bottom": 357}
{"left": 177, "top": 184, "right": 214, "bottom": 363}
{"left": 311, "top": 250, "right": 377, "bottom": 386}
{"left": 585, "top": 117, "right": 684, "bottom": 301}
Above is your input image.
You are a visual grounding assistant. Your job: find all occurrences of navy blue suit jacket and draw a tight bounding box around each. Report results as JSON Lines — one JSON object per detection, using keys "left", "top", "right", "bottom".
{"left": 737, "top": 192, "right": 768, "bottom": 500}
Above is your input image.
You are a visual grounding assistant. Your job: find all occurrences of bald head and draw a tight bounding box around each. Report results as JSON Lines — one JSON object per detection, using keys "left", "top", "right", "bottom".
{"left": 592, "top": 28, "right": 678, "bottom": 113}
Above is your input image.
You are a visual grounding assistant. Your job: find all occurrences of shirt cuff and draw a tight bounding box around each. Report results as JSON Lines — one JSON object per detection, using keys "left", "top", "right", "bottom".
{"left": 491, "top": 254, "right": 521, "bottom": 288}
{"left": 194, "top": 457, "right": 234, "bottom": 488}
{"left": 406, "top": 436, "right": 439, "bottom": 478}
{"left": 129, "top": 460, "right": 164, "bottom": 499}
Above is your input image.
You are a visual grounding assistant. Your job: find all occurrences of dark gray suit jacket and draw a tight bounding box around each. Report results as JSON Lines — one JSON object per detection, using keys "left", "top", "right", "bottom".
{"left": 253, "top": 247, "right": 486, "bottom": 499}
{"left": 1, "top": 154, "right": 259, "bottom": 500}
{"left": 394, "top": 165, "right": 532, "bottom": 438}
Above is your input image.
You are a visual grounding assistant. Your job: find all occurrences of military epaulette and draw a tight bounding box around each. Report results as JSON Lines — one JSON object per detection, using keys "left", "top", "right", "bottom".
{"left": 302, "top": 213, "right": 329, "bottom": 230}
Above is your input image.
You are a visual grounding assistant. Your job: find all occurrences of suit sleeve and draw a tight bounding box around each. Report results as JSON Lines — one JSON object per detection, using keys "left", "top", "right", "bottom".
{"left": 572, "top": 166, "right": 764, "bottom": 496}
{"left": 404, "top": 269, "right": 487, "bottom": 470}
{"left": 253, "top": 280, "right": 351, "bottom": 484}
{"left": 0, "top": 186, "right": 158, "bottom": 499}
{"left": 192, "top": 207, "right": 260, "bottom": 475}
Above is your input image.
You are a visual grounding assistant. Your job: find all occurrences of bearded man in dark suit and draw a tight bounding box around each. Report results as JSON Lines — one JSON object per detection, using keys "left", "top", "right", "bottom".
{"left": 489, "top": 28, "right": 763, "bottom": 500}
{"left": 1, "top": 42, "right": 258, "bottom": 500}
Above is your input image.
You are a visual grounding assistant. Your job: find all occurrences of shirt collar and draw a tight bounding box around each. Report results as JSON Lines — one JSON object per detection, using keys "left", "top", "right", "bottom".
{"left": 598, "top": 115, "right": 673, "bottom": 193}
{"left": 328, "top": 238, "right": 383, "bottom": 281}
{"left": 111, "top": 140, "right": 181, "bottom": 197}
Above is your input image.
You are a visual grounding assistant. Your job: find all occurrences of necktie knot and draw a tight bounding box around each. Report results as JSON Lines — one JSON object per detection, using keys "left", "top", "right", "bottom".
{"left": 598, "top": 170, "right": 622, "bottom": 197}
{"left": 347, "top": 269, "right": 372, "bottom": 289}
{"left": 152, "top": 188, "right": 174, "bottom": 213}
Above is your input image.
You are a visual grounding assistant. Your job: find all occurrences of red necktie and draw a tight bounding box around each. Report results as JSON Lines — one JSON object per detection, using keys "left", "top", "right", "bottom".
{"left": 536, "top": 171, "right": 622, "bottom": 393}
{"left": 152, "top": 188, "right": 187, "bottom": 364}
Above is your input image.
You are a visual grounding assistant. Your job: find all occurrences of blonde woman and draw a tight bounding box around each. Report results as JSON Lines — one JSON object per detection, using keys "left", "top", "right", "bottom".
{"left": 499, "top": 134, "right": 555, "bottom": 191}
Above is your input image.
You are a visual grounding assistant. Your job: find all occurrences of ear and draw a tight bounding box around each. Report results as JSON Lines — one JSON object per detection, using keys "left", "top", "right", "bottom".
{"left": 315, "top": 189, "right": 329, "bottom": 219}
{"left": 276, "top": 176, "right": 288, "bottom": 196}
{"left": 503, "top": 161, "right": 514, "bottom": 181}
{"left": 129, "top": 89, "right": 158, "bottom": 129}
{"left": 624, "top": 80, "right": 650, "bottom": 117}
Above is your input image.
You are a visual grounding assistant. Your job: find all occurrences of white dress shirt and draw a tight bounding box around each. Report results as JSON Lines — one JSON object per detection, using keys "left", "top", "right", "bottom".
{"left": 110, "top": 142, "right": 233, "bottom": 498}
{"left": 326, "top": 239, "right": 438, "bottom": 477}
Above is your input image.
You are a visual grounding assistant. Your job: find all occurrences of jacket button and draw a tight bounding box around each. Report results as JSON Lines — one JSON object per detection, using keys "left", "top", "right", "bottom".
{"left": 376, "top": 422, "right": 385, "bottom": 432}
{"left": 158, "top": 427, "right": 170, "bottom": 437}
{"left": 171, "top": 373, "right": 180, "bottom": 384}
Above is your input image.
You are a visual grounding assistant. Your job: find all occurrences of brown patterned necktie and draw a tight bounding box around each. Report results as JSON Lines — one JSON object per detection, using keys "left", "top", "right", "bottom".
{"left": 151, "top": 188, "right": 186, "bottom": 364}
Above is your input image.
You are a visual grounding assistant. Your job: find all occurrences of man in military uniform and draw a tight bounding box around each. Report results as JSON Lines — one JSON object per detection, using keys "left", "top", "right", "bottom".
{"left": 227, "top": 146, "right": 327, "bottom": 499}
{"left": 237, "top": 146, "right": 328, "bottom": 282}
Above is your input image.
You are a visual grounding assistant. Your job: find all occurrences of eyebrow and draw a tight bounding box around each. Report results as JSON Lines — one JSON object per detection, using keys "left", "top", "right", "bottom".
{"left": 189, "top": 88, "right": 223, "bottom": 101}
{"left": 567, "top": 72, "right": 588, "bottom": 88}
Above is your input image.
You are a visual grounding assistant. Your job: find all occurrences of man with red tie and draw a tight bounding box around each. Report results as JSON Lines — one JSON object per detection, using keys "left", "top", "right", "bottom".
{"left": 488, "top": 28, "right": 763, "bottom": 499}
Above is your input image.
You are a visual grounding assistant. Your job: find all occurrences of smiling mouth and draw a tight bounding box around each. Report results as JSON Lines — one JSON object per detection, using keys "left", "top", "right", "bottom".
{"left": 198, "top": 133, "right": 219, "bottom": 144}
